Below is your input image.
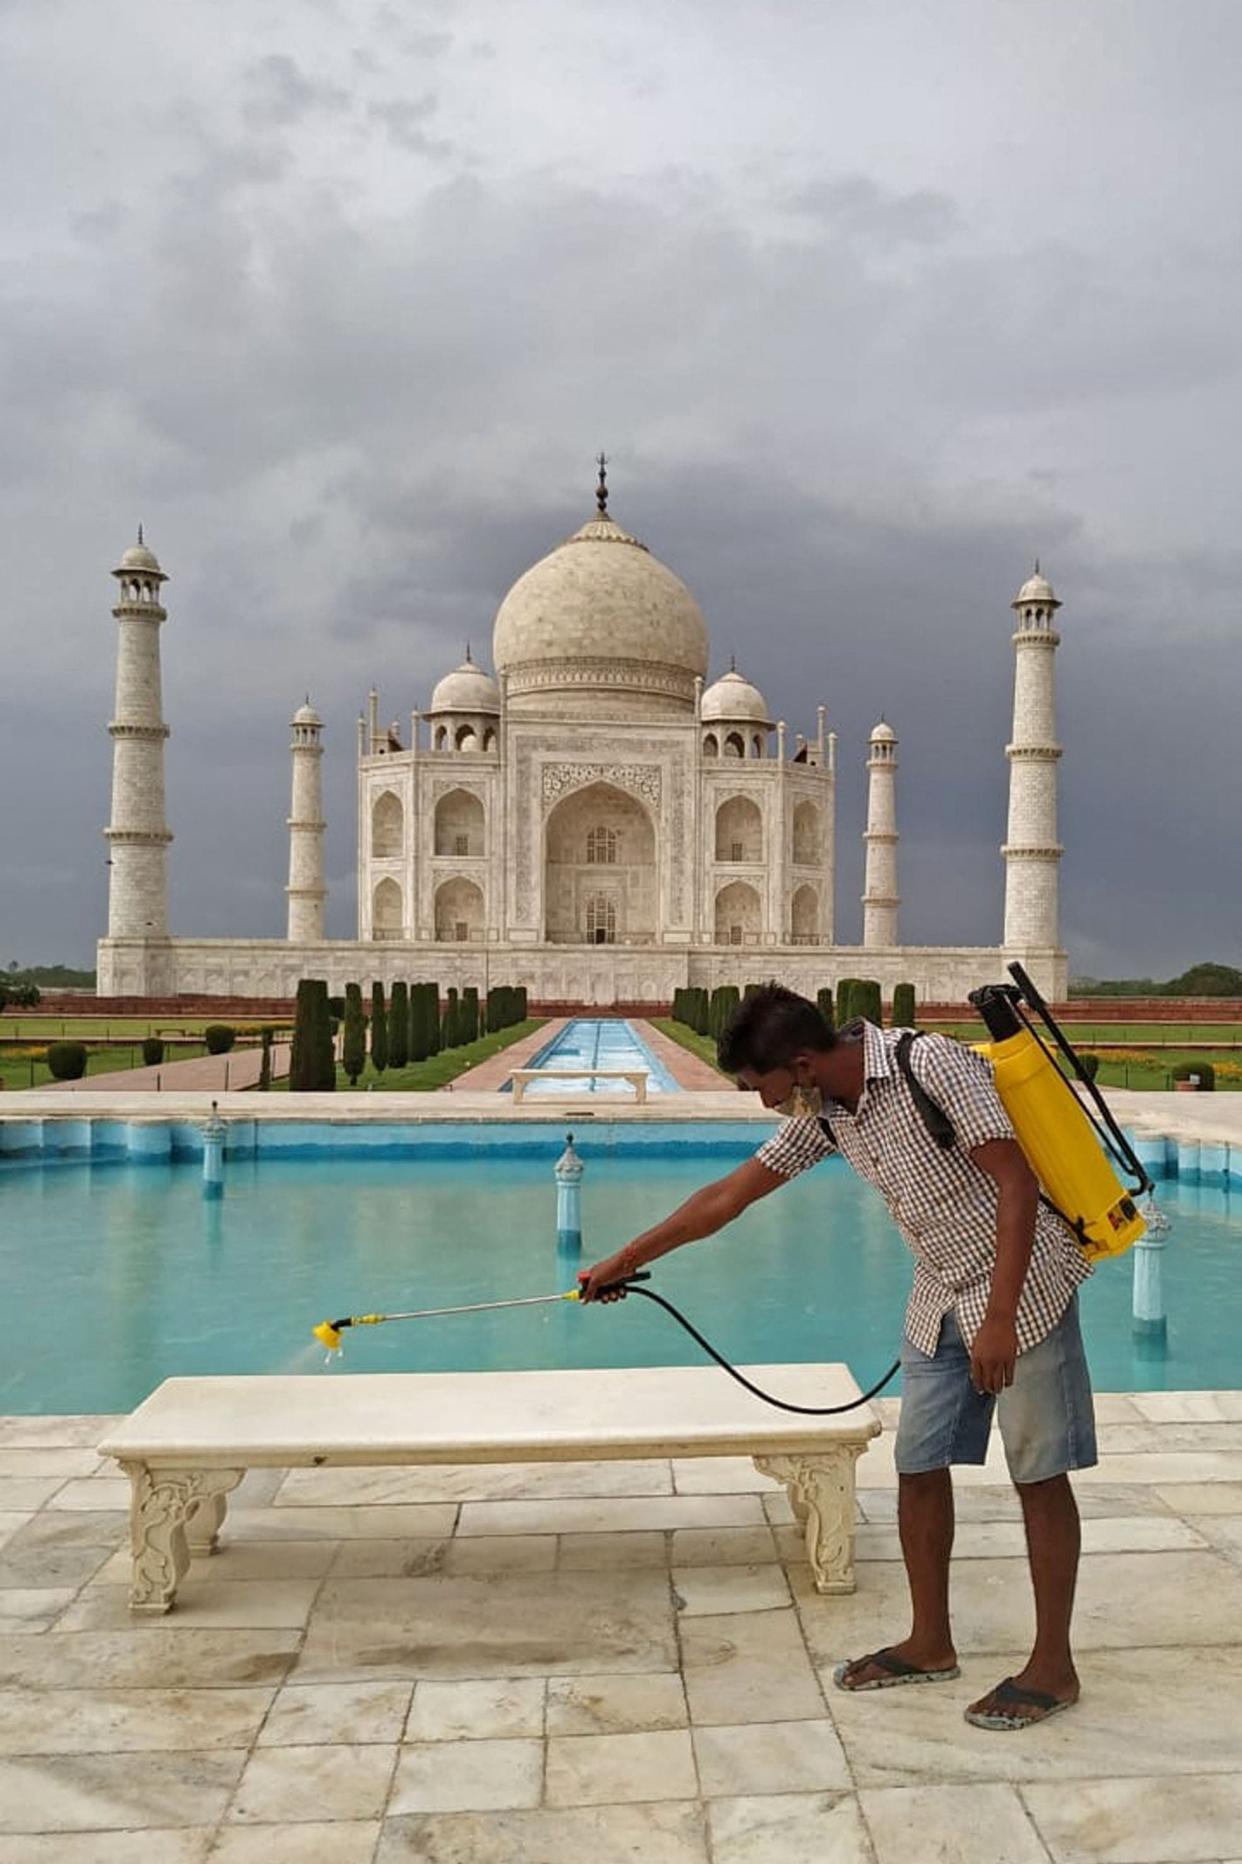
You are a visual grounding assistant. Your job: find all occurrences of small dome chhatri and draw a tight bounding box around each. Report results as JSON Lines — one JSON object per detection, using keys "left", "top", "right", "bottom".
{"left": 292, "top": 700, "right": 322, "bottom": 727}
{"left": 869, "top": 718, "right": 896, "bottom": 743}
{"left": 701, "top": 665, "right": 771, "bottom": 724}
{"left": 429, "top": 646, "right": 500, "bottom": 715}
{"left": 115, "top": 525, "right": 165, "bottom": 578}
{"left": 1013, "top": 560, "right": 1059, "bottom": 609}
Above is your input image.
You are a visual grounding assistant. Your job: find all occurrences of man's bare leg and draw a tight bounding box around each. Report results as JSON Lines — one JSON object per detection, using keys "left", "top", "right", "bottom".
{"left": 837, "top": 1468, "right": 958, "bottom": 1686}
{"left": 968, "top": 1472, "right": 1081, "bottom": 1722}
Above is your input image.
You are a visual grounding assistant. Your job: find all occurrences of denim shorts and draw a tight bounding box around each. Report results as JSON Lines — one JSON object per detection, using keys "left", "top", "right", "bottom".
{"left": 894, "top": 1297, "right": 1098, "bottom": 1485}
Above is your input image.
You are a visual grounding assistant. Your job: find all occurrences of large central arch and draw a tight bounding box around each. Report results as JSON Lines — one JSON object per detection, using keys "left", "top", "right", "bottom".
{"left": 544, "top": 780, "right": 657, "bottom": 944}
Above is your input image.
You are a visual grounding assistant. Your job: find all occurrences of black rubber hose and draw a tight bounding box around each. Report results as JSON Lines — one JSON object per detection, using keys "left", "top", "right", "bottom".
{"left": 620, "top": 1285, "right": 900, "bottom": 1415}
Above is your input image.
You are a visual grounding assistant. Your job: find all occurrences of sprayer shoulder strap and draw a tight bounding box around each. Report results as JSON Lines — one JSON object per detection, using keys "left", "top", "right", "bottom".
{"left": 894, "top": 1031, "right": 958, "bottom": 1152}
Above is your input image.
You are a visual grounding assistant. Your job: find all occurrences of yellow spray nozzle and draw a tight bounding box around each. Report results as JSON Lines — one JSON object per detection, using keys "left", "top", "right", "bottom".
{"left": 312, "top": 1321, "right": 342, "bottom": 1352}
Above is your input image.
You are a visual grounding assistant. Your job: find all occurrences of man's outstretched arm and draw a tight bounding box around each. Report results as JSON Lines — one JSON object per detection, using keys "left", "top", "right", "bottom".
{"left": 578, "top": 1156, "right": 786, "bottom": 1301}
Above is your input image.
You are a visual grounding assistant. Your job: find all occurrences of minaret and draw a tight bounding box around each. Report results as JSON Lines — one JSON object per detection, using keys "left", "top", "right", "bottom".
{"left": 105, "top": 530, "right": 172, "bottom": 939}
{"left": 286, "top": 700, "right": 326, "bottom": 941}
{"left": 1003, "top": 565, "right": 1062, "bottom": 949}
{"left": 862, "top": 719, "right": 899, "bottom": 947}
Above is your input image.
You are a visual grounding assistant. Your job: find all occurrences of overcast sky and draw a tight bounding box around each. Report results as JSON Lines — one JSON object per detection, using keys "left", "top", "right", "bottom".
{"left": 2, "top": 0, "right": 1238, "bottom": 977}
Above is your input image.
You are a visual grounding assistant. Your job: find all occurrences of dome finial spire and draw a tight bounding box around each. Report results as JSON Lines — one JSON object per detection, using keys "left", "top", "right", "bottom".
{"left": 137, "top": 522, "right": 144, "bottom": 546}
{"left": 596, "top": 452, "right": 608, "bottom": 515}
{"left": 1034, "top": 556, "right": 1040, "bottom": 575}
{"left": 465, "top": 640, "right": 472, "bottom": 663}
{"left": 729, "top": 653, "right": 736, "bottom": 673}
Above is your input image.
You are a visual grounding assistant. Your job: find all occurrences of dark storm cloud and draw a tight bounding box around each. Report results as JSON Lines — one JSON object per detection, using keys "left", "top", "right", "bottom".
{"left": 1, "top": 0, "right": 1239, "bottom": 976}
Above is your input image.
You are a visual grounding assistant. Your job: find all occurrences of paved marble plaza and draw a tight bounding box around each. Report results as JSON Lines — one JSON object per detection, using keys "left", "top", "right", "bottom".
{"left": 0, "top": 1392, "right": 1240, "bottom": 1860}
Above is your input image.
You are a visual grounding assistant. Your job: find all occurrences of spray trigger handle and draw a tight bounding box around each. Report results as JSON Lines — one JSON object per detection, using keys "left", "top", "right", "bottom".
{"left": 577, "top": 1269, "right": 652, "bottom": 1299}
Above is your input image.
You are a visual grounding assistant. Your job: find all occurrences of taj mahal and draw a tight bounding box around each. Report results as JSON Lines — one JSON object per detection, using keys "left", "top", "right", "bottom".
{"left": 97, "top": 463, "right": 1069, "bottom": 1004}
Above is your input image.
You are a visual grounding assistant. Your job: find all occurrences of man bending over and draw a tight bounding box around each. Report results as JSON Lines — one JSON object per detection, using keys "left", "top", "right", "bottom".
{"left": 580, "top": 984, "right": 1096, "bottom": 1731}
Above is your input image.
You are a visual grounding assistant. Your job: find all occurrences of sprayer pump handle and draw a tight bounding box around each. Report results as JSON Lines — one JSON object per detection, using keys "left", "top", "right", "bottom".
{"left": 578, "top": 1269, "right": 652, "bottom": 1295}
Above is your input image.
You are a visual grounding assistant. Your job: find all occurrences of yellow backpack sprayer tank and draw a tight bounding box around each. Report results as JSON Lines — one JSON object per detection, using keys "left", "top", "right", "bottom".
{"left": 967, "top": 964, "right": 1150, "bottom": 1261}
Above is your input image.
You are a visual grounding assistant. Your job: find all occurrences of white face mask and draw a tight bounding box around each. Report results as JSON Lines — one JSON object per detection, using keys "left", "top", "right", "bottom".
{"left": 775, "top": 1074, "right": 823, "bottom": 1119}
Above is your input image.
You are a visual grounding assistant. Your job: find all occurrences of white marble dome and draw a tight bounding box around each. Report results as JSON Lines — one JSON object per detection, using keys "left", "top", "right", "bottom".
{"left": 869, "top": 718, "right": 896, "bottom": 742}
{"left": 493, "top": 507, "right": 709, "bottom": 719}
{"left": 701, "top": 667, "right": 771, "bottom": 724}
{"left": 292, "top": 701, "right": 322, "bottom": 726}
{"left": 429, "top": 653, "right": 500, "bottom": 715}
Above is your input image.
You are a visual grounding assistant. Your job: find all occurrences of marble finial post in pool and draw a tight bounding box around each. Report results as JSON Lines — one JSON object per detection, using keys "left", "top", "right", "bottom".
{"left": 1132, "top": 1217, "right": 1168, "bottom": 1346}
{"left": 202, "top": 1102, "right": 225, "bottom": 1201}
{"left": 555, "top": 1132, "right": 584, "bottom": 1254}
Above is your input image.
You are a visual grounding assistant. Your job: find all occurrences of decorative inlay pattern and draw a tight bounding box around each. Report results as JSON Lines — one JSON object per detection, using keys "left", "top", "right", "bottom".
{"left": 541, "top": 762, "right": 662, "bottom": 812}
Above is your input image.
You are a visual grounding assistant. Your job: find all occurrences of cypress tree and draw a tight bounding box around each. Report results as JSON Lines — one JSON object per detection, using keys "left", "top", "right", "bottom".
{"left": 515, "top": 985, "right": 527, "bottom": 1022}
{"left": 462, "top": 986, "right": 480, "bottom": 1044}
{"left": 370, "top": 982, "right": 388, "bottom": 1074}
{"left": 835, "top": 979, "right": 858, "bottom": 1026}
{"left": 258, "top": 1026, "right": 273, "bottom": 1091}
{"left": 408, "top": 982, "right": 429, "bottom": 1063}
{"left": 443, "top": 986, "right": 459, "bottom": 1048}
{"left": 816, "top": 986, "right": 835, "bottom": 1032}
{"left": 389, "top": 982, "right": 409, "bottom": 1070}
{"left": 426, "top": 985, "right": 441, "bottom": 1054}
{"left": 342, "top": 983, "right": 366, "bottom": 1084}
{"left": 314, "top": 983, "right": 337, "bottom": 1089}
{"left": 856, "top": 979, "right": 883, "bottom": 1025}
{"left": 892, "top": 982, "right": 916, "bottom": 1029}
{"left": 289, "top": 981, "right": 315, "bottom": 1091}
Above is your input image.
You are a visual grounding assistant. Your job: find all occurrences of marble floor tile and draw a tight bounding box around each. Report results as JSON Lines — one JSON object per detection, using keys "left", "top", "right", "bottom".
{"left": 829, "top": 1645, "right": 1242, "bottom": 1787}
{"left": 92, "top": 1540, "right": 338, "bottom": 1588}
{"left": 406, "top": 1677, "right": 545, "bottom": 1742}
{"left": 546, "top": 1672, "right": 687, "bottom": 1736}
{"left": 1, "top": 1510, "right": 125, "bottom": 1551}
{"left": 680, "top": 1608, "right": 824, "bottom": 1725}
{"left": 444, "top": 1534, "right": 557, "bottom": 1575}
{"left": 1076, "top": 1451, "right": 1242, "bottom": 1485}
{"left": 55, "top": 1578, "right": 320, "bottom": 1632}
{"left": 862, "top": 1782, "right": 1050, "bottom": 1863}
{"left": 692, "top": 1718, "right": 851, "bottom": 1797}
{"left": 0, "top": 1519, "right": 31, "bottom": 1556}
{"left": 670, "top": 1456, "right": 781, "bottom": 1494}
{"left": 0, "top": 1590, "right": 76, "bottom": 1633}
{"left": 0, "top": 1452, "right": 101, "bottom": 1481}
{"left": 0, "top": 1628, "right": 300, "bottom": 1691}
{"left": 670, "top": 1526, "right": 779, "bottom": 1567}
{"left": 0, "top": 1543, "right": 115, "bottom": 1590}
{"left": 43, "top": 1478, "right": 129, "bottom": 1512}
{"left": 388, "top": 1737, "right": 543, "bottom": 1813}
{"left": 1022, "top": 1770, "right": 1242, "bottom": 1862}
{"left": 852, "top": 1513, "right": 1207, "bottom": 1564}
{"left": 224, "top": 1503, "right": 458, "bottom": 1541}
{"left": 557, "top": 1529, "right": 668, "bottom": 1569}
{"left": 329, "top": 1538, "right": 449, "bottom": 1579}
{"left": 208, "top": 1823, "right": 381, "bottom": 1864}
{"left": 672, "top": 1563, "right": 791, "bottom": 1616}
{"left": 793, "top": 1548, "right": 1242, "bottom": 1658}
{"left": 0, "top": 1831, "right": 213, "bottom": 1861}
{"left": 456, "top": 1492, "right": 765, "bottom": 1537}
{"left": 0, "top": 1483, "right": 67, "bottom": 1514}
{"left": 545, "top": 1728, "right": 697, "bottom": 1805}
{"left": 856, "top": 1486, "right": 1023, "bottom": 1524}
{"left": 0, "top": 1750, "right": 243, "bottom": 1832}
{"left": 228, "top": 1741, "right": 398, "bottom": 1823}
{"left": 0, "top": 1685, "right": 274, "bottom": 1755}
{"left": 1090, "top": 1394, "right": 1144, "bottom": 1423}
{"left": 0, "top": 1416, "right": 120, "bottom": 1449}
{"left": 258, "top": 1679, "right": 413, "bottom": 1746}
{"left": 707, "top": 1791, "right": 872, "bottom": 1863}
{"left": 374, "top": 1801, "right": 710, "bottom": 1863}
{"left": 296, "top": 1568, "right": 677, "bottom": 1682}
{"left": 1187, "top": 1512, "right": 1242, "bottom": 1557}
{"left": 1156, "top": 1480, "right": 1242, "bottom": 1515}
{"left": 1097, "top": 1422, "right": 1242, "bottom": 1454}
{"left": 276, "top": 1457, "right": 672, "bottom": 1506}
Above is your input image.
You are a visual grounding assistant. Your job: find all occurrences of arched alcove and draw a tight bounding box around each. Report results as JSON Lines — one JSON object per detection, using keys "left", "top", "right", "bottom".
{"left": 792, "top": 800, "right": 820, "bottom": 866}
{"left": 434, "top": 876, "right": 484, "bottom": 943}
{"left": 371, "top": 791, "right": 403, "bottom": 858}
{"left": 791, "top": 884, "right": 819, "bottom": 943}
{"left": 372, "top": 876, "right": 403, "bottom": 940}
{"left": 435, "top": 788, "right": 485, "bottom": 858}
{"left": 715, "top": 795, "right": 763, "bottom": 864}
{"left": 702, "top": 733, "right": 719, "bottom": 757}
{"left": 544, "top": 780, "right": 656, "bottom": 944}
{"left": 714, "top": 880, "right": 762, "bottom": 946}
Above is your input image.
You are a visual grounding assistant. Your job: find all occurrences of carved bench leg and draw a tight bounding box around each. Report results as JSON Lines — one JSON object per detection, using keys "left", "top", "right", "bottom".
{"left": 120, "top": 1463, "right": 243, "bottom": 1613}
{"left": 754, "top": 1446, "right": 867, "bottom": 1594}
{"left": 187, "top": 1488, "right": 230, "bottom": 1557}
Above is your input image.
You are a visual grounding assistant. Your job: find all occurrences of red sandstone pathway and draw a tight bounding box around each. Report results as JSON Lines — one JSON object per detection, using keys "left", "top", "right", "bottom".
{"left": 632, "top": 1018, "right": 733, "bottom": 1092}
{"left": 446, "top": 1020, "right": 570, "bottom": 1092}
{"left": 38, "top": 1043, "right": 291, "bottom": 1094}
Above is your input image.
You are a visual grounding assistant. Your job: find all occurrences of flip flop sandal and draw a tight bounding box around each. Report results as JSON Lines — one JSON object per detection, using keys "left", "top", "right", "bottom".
{"left": 832, "top": 1647, "right": 961, "bottom": 1692}
{"left": 964, "top": 1676, "right": 1075, "bottom": 1731}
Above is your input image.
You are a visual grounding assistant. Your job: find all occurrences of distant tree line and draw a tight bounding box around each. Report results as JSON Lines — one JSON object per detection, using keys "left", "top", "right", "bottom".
{"left": 1069, "top": 962, "right": 1242, "bottom": 998}
{"left": 671, "top": 978, "right": 918, "bottom": 1058}
{"left": 288, "top": 980, "right": 529, "bottom": 1091}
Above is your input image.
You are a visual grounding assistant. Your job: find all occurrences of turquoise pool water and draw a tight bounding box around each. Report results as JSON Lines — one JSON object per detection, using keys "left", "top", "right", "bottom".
{"left": 502, "top": 1016, "right": 679, "bottom": 1095}
{"left": 1, "top": 1146, "right": 1236, "bottom": 1411}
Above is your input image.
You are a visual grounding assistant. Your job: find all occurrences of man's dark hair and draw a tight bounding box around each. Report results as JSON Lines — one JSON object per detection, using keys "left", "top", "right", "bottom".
{"left": 717, "top": 984, "right": 836, "bottom": 1075}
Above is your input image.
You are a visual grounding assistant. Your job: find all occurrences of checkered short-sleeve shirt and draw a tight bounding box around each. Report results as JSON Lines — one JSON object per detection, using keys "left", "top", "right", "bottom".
{"left": 754, "top": 1022, "right": 1091, "bottom": 1356}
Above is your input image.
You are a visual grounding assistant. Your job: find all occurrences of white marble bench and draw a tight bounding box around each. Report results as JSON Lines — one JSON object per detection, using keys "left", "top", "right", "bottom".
{"left": 508, "top": 1067, "right": 649, "bottom": 1103}
{"left": 99, "top": 1364, "right": 880, "bottom": 1613}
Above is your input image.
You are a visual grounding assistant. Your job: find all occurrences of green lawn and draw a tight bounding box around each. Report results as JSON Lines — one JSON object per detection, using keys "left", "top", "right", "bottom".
{"left": 0, "top": 1040, "right": 216, "bottom": 1090}
{"left": 271, "top": 1018, "right": 544, "bottom": 1093}
{"left": 923, "top": 1019, "right": 1242, "bottom": 1046}
{"left": 2, "top": 1016, "right": 291, "bottom": 1041}
{"left": 650, "top": 1019, "right": 726, "bottom": 1075}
